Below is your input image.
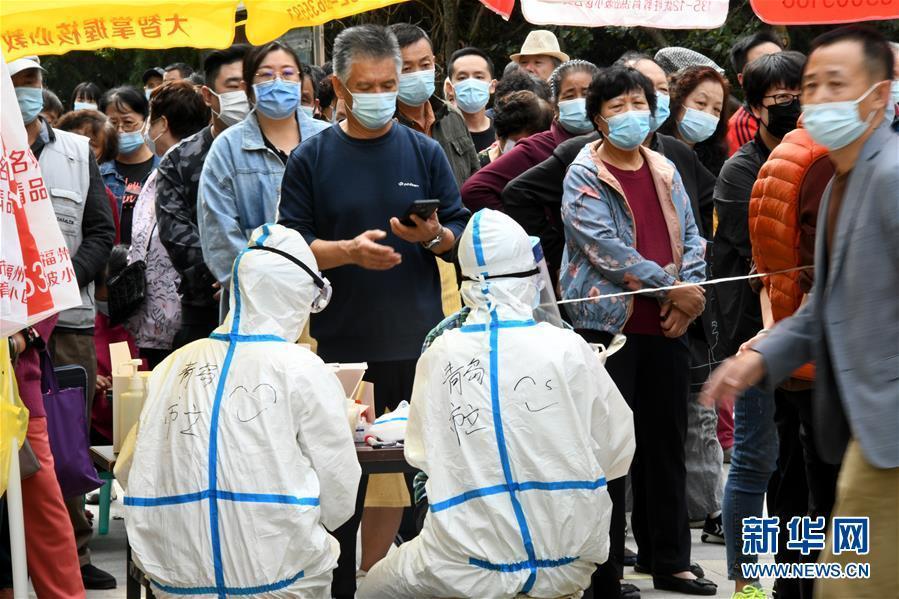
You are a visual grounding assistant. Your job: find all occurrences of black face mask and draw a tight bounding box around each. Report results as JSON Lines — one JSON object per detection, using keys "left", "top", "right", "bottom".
{"left": 764, "top": 99, "right": 801, "bottom": 139}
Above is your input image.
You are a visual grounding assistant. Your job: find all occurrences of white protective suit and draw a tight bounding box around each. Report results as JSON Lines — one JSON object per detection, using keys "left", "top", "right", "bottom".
{"left": 124, "top": 224, "right": 360, "bottom": 598}
{"left": 359, "top": 210, "right": 635, "bottom": 599}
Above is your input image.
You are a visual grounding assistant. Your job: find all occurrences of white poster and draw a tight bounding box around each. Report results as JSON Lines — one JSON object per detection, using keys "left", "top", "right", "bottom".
{"left": 1, "top": 51, "right": 81, "bottom": 337}
{"left": 522, "top": 0, "right": 728, "bottom": 29}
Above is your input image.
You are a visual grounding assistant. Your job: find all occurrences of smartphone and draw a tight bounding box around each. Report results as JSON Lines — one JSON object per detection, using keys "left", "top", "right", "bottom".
{"left": 400, "top": 199, "right": 441, "bottom": 226}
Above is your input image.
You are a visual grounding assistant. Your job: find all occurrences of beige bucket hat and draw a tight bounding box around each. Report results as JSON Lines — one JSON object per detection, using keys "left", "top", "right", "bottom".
{"left": 510, "top": 30, "right": 570, "bottom": 63}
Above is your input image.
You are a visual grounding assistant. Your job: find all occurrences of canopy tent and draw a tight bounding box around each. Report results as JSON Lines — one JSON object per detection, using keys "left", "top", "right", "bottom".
{"left": 0, "top": 0, "right": 408, "bottom": 61}
{"left": 480, "top": 0, "right": 898, "bottom": 26}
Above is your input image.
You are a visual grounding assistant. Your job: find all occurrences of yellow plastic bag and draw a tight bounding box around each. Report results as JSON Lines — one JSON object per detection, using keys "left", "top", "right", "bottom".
{"left": 1, "top": 339, "right": 30, "bottom": 496}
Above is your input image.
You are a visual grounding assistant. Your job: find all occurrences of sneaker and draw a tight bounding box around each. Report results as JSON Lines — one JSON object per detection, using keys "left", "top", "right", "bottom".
{"left": 732, "top": 583, "right": 767, "bottom": 598}
{"left": 701, "top": 514, "right": 725, "bottom": 544}
{"left": 81, "top": 564, "right": 116, "bottom": 590}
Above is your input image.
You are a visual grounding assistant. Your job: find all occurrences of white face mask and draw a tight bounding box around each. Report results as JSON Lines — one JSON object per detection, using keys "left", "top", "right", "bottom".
{"left": 502, "top": 139, "right": 516, "bottom": 154}
{"left": 210, "top": 90, "right": 250, "bottom": 127}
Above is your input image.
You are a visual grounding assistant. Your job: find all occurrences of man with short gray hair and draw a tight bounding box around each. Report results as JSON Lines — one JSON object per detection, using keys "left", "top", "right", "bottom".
{"left": 278, "top": 24, "right": 470, "bottom": 599}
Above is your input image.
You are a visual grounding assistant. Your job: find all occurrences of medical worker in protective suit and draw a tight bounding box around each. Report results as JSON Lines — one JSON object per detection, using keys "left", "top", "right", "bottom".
{"left": 359, "top": 209, "right": 636, "bottom": 599}
{"left": 122, "top": 224, "right": 360, "bottom": 598}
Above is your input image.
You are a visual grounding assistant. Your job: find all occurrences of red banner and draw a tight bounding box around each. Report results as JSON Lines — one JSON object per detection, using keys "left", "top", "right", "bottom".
{"left": 751, "top": 0, "right": 899, "bottom": 24}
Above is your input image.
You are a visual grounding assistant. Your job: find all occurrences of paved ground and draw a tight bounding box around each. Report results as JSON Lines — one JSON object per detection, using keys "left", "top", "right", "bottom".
{"left": 29, "top": 484, "right": 773, "bottom": 598}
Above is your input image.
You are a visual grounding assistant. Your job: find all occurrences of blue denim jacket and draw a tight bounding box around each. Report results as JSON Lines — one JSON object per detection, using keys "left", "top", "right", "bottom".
{"left": 100, "top": 154, "right": 160, "bottom": 212}
{"left": 198, "top": 111, "right": 329, "bottom": 283}
{"left": 560, "top": 142, "right": 707, "bottom": 334}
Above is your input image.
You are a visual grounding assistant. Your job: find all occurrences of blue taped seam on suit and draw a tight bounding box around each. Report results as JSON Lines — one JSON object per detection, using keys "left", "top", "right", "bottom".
{"left": 374, "top": 416, "right": 408, "bottom": 424}
{"left": 472, "top": 211, "right": 486, "bottom": 267}
{"left": 428, "top": 477, "right": 607, "bottom": 512}
{"left": 469, "top": 556, "right": 579, "bottom": 573}
{"left": 151, "top": 569, "right": 305, "bottom": 596}
{"left": 209, "top": 333, "right": 285, "bottom": 343}
{"left": 125, "top": 491, "right": 320, "bottom": 508}
{"left": 459, "top": 319, "right": 536, "bottom": 333}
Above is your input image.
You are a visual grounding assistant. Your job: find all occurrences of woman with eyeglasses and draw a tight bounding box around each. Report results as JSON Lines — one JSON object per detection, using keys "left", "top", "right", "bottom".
{"left": 99, "top": 86, "right": 158, "bottom": 245}
{"left": 198, "top": 41, "right": 329, "bottom": 293}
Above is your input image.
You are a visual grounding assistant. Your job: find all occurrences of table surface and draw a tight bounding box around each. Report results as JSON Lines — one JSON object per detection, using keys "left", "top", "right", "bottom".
{"left": 89, "top": 443, "right": 409, "bottom": 474}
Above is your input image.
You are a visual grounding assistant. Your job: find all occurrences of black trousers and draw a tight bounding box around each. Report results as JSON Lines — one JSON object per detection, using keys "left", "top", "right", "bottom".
{"left": 767, "top": 387, "right": 840, "bottom": 599}
{"left": 172, "top": 304, "right": 220, "bottom": 350}
{"left": 582, "top": 331, "right": 692, "bottom": 579}
{"left": 331, "top": 359, "right": 418, "bottom": 599}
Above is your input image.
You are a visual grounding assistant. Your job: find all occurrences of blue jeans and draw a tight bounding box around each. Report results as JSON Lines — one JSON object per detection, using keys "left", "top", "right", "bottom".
{"left": 723, "top": 386, "right": 779, "bottom": 580}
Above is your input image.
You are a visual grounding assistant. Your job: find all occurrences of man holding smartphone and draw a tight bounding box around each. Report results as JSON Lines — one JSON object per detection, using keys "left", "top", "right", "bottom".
{"left": 277, "top": 24, "right": 469, "bottom": 598}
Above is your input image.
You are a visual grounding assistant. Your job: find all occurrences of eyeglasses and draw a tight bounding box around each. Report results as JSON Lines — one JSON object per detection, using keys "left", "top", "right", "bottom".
{"left": 763, "top": 93, "right": 801, "bottom": 106}
{"left": 254, "top": 68, "right": 299, "bottom": 83}
{"left": 111, "top": 120, "right": 143, "bottom": 133}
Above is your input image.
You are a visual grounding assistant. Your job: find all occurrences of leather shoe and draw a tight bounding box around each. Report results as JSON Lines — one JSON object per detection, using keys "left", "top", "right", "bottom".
{"left": 81, "top": 564, "right": 117, "bottom": 590}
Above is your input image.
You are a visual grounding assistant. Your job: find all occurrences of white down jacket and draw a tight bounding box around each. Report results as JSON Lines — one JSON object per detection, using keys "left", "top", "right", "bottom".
{"left": 359, "top": 210, "right": 635, "bottom": 598}
{"left": 125, "top": 224, "right": 360, "bottom": 598}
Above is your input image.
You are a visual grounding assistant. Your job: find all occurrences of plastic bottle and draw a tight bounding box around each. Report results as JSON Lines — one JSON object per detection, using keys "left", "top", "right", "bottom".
{"left": 115, "top": 359, "right": 145, "bottom": 452}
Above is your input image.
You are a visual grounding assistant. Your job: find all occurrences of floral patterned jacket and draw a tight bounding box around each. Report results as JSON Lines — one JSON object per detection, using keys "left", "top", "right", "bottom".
{"left": 560, "top": 141, "right": 707, "bottom": 334}
{"left": 127, "top": 168, "right": 182, "bottom": 349}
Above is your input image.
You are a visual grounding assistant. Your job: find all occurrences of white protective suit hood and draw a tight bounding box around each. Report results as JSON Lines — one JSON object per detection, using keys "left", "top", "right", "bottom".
{"left": 216, "top": 224, "right": 328, "bottom": 343}
{"left": 124, "top": 224, "right": 359, "bottom": 598}
{"left": 457, "top": 209, "right": 542, "bottom": 325}
{"left": 359, "top": 209, "right": 635, "bottom": 599}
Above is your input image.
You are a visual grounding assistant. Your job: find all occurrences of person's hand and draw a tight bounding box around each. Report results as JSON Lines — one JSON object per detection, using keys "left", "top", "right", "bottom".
{"left": 667, "top": 282, "right": 705, "bottom": 319}
{"left": 346, "top": 229, "right": 403, "bottom": 270}
{"left": 699, "top": 351, "right": 766, "bottom": 410}
{"left": 660, "top": 303, "right": 692, "bottom": 338}
{"left": 212, "top": 281, "right": 222, "bottom": 302}
{"left": 96, "top": 374, "right": 112, "bottom": 395}
{"left": 389, "top": 211, "right": 442, "bottom": 244}
{"left": 738, "top": 329, "right": 769, "bottom": 355}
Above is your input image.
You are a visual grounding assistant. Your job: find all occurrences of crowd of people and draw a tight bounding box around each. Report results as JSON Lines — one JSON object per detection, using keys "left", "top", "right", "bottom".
{"left": 2, "top": 19, "right": 898, "bottom": 599}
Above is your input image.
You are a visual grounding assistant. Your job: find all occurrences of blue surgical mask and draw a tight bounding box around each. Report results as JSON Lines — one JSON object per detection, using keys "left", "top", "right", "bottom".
{"left": 74, "top": 101, "right": 98, "bottom": 112}
{"left": 453, "top": 78, "right": 491, "bottom": 114}
{"left": 142, "top": 122, "right": 164, "bottom": 157}
{"left": 145, "top": 88, "right": 152, "bottom": 100}
{"left": 603, "top": 110, "right": 651, "bottom": 151}
{"left": 118, "top": 130, "right": 145, "bottom": 155}
{"left": 15, "top": 87, "right": 44, "bottom": 124}
{"left": 558, "top": 98, "right": 594, "bottom": 134}
{"left": 677, "top": 107, "right": 719, "bottom": 143}
{"left": 802, "top": 82, "right": 885, "bottom": 151}
{"left": 650, "top": 93, "right": 670, "bottom": 132}
{"left": 398, "top": 69, "right": 435, "bottom": 106}
{"left": 892, "top": 80, "right": 899, "bottom": 106}
{"left": 253, "top": 78, "right": 300, "bottom": 120}
{"left": 350, "top": 91, "right": 398, "bottom": 130}
{"left": 300, "top": 105, "right": 315, "bottom": 119}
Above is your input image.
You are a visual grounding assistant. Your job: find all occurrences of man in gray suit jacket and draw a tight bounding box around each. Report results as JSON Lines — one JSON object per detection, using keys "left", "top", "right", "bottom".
{"left": 703, "top": 26, "right": 897, "bottom": 599}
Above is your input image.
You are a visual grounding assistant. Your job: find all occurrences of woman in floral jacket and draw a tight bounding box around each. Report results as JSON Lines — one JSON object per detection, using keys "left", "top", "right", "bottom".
{"left": 561, "top": 66, "right": 715, "bottom": 597}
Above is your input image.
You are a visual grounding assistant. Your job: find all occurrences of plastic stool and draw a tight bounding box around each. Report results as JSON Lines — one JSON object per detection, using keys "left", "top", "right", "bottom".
{"left": 98, "top": 471, "right": 114, "bottom": 535}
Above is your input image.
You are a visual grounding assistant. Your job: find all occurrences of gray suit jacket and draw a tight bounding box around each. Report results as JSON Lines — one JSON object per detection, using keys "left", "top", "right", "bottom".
{"left": 755, "top": 121, "right": 899, "bottom": 468}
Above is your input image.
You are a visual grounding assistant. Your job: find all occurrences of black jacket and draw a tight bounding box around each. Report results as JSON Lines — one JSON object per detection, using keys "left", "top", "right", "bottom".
{"left": 503, "top": 132, "right": 715, "bottom": 278}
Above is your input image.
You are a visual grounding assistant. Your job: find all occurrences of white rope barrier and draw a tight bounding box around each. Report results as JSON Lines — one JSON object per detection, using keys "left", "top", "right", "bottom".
{"left": 551, "top": 265, "right": 812, "bottom": 307}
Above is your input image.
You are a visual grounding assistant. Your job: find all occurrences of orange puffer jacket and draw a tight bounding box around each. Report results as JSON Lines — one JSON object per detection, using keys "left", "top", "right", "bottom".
{"left": 749, "top": 128, "right": 828, "bottom": 381}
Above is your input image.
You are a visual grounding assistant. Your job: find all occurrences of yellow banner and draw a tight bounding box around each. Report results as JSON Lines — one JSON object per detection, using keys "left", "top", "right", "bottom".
{"left": 244, "top": 0, "right": 409, "bottom": 45}
{"left": 1, "top": 1, "right": 237, "bottom": 61}
{"left": 1, "top": 340, "right": 29, "bottom": 496}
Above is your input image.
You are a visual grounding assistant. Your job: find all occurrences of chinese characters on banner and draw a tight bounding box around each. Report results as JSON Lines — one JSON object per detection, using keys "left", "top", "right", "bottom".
{"left": 0, "top": 52, "right": 81, "bottom": 337}
{"left": 520, "top": 0, "right": 728, "bottom": 28}
{"left": 1, "top": 1, "right": 235, "bottom": 61}
{"left": 750, "top": 0, "right": 899, "bottom": 25}
{"left": 243, "top": 0, "right": 409, "bottom": 45}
